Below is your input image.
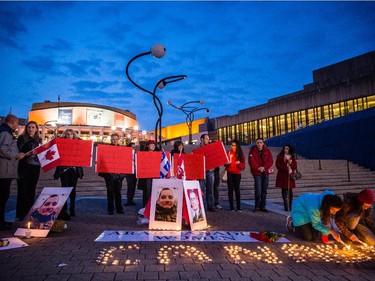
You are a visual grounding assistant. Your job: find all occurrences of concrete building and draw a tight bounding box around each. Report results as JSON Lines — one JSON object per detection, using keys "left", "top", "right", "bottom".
{"left": 211, "top": 50, "right": 375, "bottom": 144}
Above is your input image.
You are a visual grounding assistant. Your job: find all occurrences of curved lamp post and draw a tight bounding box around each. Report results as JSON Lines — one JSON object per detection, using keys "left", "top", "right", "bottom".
{"left": 167, "top": 100, "right": 209, "bottom": 144}
{"left": 125, "top": 44, "right": 186, "bottom": 149}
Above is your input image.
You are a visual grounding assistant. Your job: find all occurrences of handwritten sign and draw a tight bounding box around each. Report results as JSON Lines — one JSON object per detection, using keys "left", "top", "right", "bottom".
{"left": 55, "top": 138, "right": 93, "bottom": 167}
{"left": 192, "top": 141, "right": 229, "bottom": 170}
{"left": 172, "top": 154, "right": 205, "bottom": 180}
{"left": 96, "top": 145, "right": 133, "bottom": 174}
{"left": 136, "top": 151, "right": 162, "bottom": 178}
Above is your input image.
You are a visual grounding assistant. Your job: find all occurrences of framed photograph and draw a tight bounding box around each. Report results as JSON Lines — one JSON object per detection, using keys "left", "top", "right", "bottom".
{"left": 183, "top": 180, "right": 208, "bottom": 231}
{"left": 14, "top": 187, "right": 73, "bottom": 238}
{"left": 149, "top": 179, "right": 184, "bottom": 230}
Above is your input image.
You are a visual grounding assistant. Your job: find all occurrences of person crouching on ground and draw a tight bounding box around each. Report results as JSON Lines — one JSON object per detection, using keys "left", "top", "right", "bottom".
{"left": 335, "top": 188, "right": 375, "bottom": 246}
{"left": 290, "top": 190, "right": 343, "bottom": 243}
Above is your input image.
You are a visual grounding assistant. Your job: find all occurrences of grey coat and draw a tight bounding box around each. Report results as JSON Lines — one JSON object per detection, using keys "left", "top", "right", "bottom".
{"left": 0, "top": 130, "right": 19, "bottom": 179}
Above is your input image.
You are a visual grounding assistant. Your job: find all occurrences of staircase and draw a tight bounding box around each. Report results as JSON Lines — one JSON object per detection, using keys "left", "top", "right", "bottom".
{"left": 10, "top": 146, "right": 375, "bottom": 200}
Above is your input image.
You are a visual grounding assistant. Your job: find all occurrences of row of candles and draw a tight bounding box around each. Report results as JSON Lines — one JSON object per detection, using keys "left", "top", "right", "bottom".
{"left": 95, "top": 243, "right": 375, "bottom": 266}
{"left": 157, "top": 245, "right": 212, "bottom": 264}
{"left": 281, "top": 243, "right": 375, "bottom": 263}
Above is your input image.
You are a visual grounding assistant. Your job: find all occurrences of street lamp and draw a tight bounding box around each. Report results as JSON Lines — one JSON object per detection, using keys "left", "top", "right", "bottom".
{"left": 153, "top": 75, "right": 187, "bottom": 149}
{"left": 125, "top": 43, "right": 186, "bottom": 149}
{"left": 167, "top": 100, "right": 209, "bottom": 144}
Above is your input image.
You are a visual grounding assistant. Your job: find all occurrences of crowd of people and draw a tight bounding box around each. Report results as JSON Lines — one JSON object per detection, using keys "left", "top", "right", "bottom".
{"left": 1, "top": 114, "right": 374, "bottom": 246}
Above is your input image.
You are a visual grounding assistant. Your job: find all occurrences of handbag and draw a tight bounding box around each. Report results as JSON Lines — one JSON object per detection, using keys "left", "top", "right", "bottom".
{"left": 220, "top": 169, "right": 227, "bottom": 182}
{"left": 292, "top": 169, "right": 302, "bottom": 180}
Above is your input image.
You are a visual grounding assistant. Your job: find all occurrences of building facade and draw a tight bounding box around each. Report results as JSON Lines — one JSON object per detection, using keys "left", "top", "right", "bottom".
{"left": 212, "top": 51, "right": 375, "bottom": 144}
{"left": 28, "top": 102, "right": 142, "bottom": 144}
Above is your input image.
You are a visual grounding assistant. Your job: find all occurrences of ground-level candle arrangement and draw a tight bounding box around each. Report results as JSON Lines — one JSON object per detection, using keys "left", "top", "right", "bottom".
{"left": 281, "top": 243, "right": 375, "bottom": 263}
{"left": 96, "top": 244, "right": 141, "bottom": 265}
{"left": 224, "top": 245, "right": 283, "bottom": 264}
{"left": 157, "top": 245, "right": 212, "bottom": 265}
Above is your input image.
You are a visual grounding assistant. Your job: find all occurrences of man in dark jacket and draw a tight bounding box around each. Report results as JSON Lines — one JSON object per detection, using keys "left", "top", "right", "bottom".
{"left": 0, "top": 114, "right": 24, "bottom": 230}
{"left": 248, "top": 138, "right": 274, "bottom": 212}
{"left": 335, "top": 189, "right": 375, "bottom": 246}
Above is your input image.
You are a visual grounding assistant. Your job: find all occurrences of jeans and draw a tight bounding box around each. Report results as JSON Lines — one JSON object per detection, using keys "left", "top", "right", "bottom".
{"left": 295, "top": 222, "right": 319, "bottom": 242}
{"left": 200, "top": 170, "right": 215, "bottom": 209}
{"left": 253, "top": 173, "right": 269, "bottom": 209}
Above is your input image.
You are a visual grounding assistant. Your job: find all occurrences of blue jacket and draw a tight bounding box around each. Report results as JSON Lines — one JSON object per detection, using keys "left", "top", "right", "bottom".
{"left": 291, "top": 190, "right": 334, "bottom": 235}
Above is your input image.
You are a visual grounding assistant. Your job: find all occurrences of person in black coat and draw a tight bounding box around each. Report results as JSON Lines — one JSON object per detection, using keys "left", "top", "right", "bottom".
{"left": 16, "top": 121, "right": 42, "bottom": 220}
{"left": 98, "top": 133, "right": 125, "bottom": 215}
{"left": 53, "top": 129, "right": 83, "bottom": 220}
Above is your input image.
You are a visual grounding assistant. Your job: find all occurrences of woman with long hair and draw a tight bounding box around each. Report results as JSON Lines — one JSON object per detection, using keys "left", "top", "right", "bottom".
{"left": 53, "top": 129, "right": 84, "bottom": 220}
{"left": 16, "top": 121, "right": 42, "bottom": 220}
{"left": 290, "top": 190, "right": 343, "bottom": 242}
{"left": 275, "top": 144, "right": 297, "bottom": 211}
{"left": 225, "top": 140, "right": 245, "bottom": 212}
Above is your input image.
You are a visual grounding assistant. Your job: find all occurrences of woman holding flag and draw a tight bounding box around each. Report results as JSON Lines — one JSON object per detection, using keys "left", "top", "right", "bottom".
{"left": 16, "top": 121, "right": 42, "bottom": 220}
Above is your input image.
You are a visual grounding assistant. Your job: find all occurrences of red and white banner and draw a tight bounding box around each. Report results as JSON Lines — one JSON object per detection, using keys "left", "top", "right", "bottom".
{"left": 54, "top": 138, "right": 93, "bottom": 167}
{"left": 35, "top": 139, "right": 61, "bottom": 172}
{"left": 192, "top": 141, "right": 229, "bottom": 171}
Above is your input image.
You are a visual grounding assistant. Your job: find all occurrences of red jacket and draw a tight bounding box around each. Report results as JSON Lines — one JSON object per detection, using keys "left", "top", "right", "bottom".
{"left": 248, "top": 145, "right": 274, "bottom": 176}
{"left": 275, "top": 153, "right": 297, "bottom": 189}
{"left": 225, "top": 150, "right": 246, "bottom": 174}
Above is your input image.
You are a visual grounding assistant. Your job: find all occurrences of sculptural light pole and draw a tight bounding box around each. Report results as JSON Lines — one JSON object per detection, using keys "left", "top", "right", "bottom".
{"left": 125, "top": 44, "right": 186, "bottom": 149}
{"left": 167, "top": 100, "right": 209, "bottom": 144}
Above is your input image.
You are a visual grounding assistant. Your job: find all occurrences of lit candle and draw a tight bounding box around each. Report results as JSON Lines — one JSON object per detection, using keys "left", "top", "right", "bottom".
{"left": 27, "top": 222, "right": 31, "bottom": 230}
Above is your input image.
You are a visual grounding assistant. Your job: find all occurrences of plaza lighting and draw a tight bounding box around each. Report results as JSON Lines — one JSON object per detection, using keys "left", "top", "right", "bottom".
{"left": 167, "top": 100, "right": 209, "bottom": 144}
{"left": 125, "top": 44, "right": 186, "bottom": 149}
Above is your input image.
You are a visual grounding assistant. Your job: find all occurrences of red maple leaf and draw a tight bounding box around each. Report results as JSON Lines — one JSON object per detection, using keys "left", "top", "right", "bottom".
{"left": 45, "top": 149, "right": 56, "bottom": 161}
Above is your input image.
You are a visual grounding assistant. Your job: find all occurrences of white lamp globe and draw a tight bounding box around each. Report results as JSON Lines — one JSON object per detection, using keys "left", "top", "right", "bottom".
{"left": 151, "top": 44, "right": 166, "bottom": 58}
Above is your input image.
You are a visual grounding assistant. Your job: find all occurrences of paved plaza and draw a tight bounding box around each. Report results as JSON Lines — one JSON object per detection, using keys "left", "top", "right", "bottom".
{"left": 1, "top": 196, "right": 374, "bottom": 281}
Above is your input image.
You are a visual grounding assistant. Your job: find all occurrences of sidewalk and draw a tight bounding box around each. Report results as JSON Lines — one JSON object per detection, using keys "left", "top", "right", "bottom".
{"left": 1, "top": 196, "right": 374, "bottom": 281}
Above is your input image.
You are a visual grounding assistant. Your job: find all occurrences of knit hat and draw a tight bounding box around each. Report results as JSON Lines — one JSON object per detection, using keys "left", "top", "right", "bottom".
{"left": 358, "top": 189, "right": 375, "bottom": 205}
{"left": 146, "top": 140, "right": 157, "bottom": 146}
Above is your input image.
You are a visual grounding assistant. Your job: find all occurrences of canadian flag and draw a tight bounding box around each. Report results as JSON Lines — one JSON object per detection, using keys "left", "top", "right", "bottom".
{"left": 35, "top": 138, "right": 61, "bottom": 172}
{"left": 176, "top": 152, "right": 185, "bottom": 180}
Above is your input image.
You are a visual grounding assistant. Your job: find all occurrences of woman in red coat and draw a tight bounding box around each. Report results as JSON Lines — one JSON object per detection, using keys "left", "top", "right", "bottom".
{"left": 225, "top": 140, "right": 246, "bottom": 212}
{"left": 275, "top": 144, "right": 297, "bottom": 211}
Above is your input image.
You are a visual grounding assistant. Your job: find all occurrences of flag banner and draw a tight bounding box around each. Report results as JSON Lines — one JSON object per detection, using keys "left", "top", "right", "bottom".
{"left": 192, "top": 141, "right": 229, "bottom": 171}
{"left": 176, "top": 152, "right": 185, "bottom": 180}
{"left": 55, "top": 138, "right": 93, "bottom": 167}
{"left": 35, "top": 138, "right": 61, "bottom": 172}
{"left": 94, "top": 230, "right": 290, "bottom": 243}
{"left": 160, "top": 150, "right": 171, "bottom": 179}
{"left": 136, "top": 151, "right": 162, "bottom": 178}
{"left": 96, "top": 145, "right": 133, "bottom": 173}
{"left": 172, "top": 154, "right": 205, "bottom": 180}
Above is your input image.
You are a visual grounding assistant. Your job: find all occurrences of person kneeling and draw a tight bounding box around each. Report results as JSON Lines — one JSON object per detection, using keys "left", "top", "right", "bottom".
{"left": 291, "top": 190, "right": 343, "bottom": 243}
{"left": 335, "top": 188, "right": 375, "bottom": 246}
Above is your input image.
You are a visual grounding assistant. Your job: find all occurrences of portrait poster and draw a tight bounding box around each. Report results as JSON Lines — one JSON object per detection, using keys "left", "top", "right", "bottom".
{"left": 96, "top": 145, "right": 133, "bottom": 174}
{"left": 14, "top": 187, "right": 73, "bottom": 238}
{"left": 192, "top": 141, "right": 229, "bottom": 171}
{"left": 55, "top": 138, "right": 93, "bottom": 167}
{"left": 183, "top": 180, "right": 208, "bottom": 231}
{"left": 149, "top": 179, "right": 184, "bottom": 230}
{"left": 172, "top": 153, "right": 205, "bottom": 180}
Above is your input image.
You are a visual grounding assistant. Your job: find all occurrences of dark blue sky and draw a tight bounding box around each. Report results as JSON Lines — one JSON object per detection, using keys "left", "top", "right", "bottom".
{"left": 1, "top": 1, "right": 375, "bottom": 131}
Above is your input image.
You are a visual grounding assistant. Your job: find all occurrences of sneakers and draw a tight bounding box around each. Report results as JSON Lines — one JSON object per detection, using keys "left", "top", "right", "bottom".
{"left": 215, "top": 204, "right": 223, "bottom": 210}
{"left": 286, "top": 216, "right": 294, "bottom": 232}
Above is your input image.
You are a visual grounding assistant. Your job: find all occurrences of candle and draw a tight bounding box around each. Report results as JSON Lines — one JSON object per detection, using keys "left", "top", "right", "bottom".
{"left": 27, "top": 222, "right": 31, "bottom": 230}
